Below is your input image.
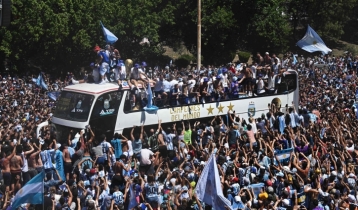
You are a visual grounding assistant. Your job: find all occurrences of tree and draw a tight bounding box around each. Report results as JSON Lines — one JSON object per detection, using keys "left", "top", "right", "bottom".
{"left": 286, "top": 0, "right": 355, "bottom": 39}
{"left": 244, "top": 0, "right": 292, "bottom": 54}
{"left": 0, "top": 0, "right": 178, "bottom": 75}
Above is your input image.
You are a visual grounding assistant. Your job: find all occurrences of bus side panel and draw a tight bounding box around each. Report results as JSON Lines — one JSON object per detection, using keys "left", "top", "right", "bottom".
{"left": 115, "top": 91, "right": 297, "bottom": 133}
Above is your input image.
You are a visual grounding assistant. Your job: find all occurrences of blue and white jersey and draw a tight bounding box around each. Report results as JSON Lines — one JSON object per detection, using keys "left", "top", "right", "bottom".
{"left": 40, "top": 149, "right": 55, "bottom": 169}
{"left": 112, "top": 191, "right": 124, "bottom": 204}
{"left": 145, "top": 183, "right": 159, "bottom": 198}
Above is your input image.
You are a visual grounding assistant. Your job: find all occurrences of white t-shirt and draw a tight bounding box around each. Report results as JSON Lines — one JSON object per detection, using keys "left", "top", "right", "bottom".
{"left": 251, "top": 66, "right": 257, "bottom": 78}
{"left": 170, "top": 80, "right": 178, "bottom": 88}
{"left": 127, "top": 140, "right": 133, "bottom": 157}
{"left": 256, "top": 79, "right": 265, "bottom": 94}
{"left": 140, "top": 149, "right": 154, "bottom": 165}
{"left": 188, "top": 79, "right": 196, "bottom": 90}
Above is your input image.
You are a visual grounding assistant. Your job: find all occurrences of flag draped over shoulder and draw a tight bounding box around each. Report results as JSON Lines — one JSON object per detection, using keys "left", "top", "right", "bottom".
{"left": 100, "top": 21, "right": 118, "bottom": 44}
{"left": 296, "top": 25, "right": 332, "bottom": 54}
{"left": 36, "top": 73, "right": 48, "bottom": 90}
{"left": 11, "top": 171, "right": 45, "bottom": 209}
{"left": 195, "top": 154, "right": 232, "bottom": 210}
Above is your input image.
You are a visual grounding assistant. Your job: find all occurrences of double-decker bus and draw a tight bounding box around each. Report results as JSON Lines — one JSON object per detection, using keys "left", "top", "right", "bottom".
{"left": 44, "top": 70, "right": 299, "bottom": 141}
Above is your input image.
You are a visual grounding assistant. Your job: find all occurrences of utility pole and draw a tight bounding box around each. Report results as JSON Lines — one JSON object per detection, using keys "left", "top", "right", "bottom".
{"left": 197, "top": 0, "right": 201, "bottom": 72}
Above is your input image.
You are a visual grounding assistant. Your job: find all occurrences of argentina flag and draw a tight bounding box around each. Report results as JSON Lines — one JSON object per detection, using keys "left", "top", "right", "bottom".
{"left": 275, "top": 147, "right": 294, "bottom": 163}
{"left": 11, "top": 171, "right": 45, "bottom": 209}
{"left": 297, "top": 25, "right": 332, "bottom": 54}
{"left": 36, "top": 73, "right": 48, "bottom": 90}
{"left": 195, "top": 154, "right": 232, "bottom": 210}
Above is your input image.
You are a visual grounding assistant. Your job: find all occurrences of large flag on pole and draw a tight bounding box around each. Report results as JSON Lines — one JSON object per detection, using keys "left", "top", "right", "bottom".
{"left": 195, "top": 154, "right": 232, "bottom": 210}
{"left": 296, "top": 25, "right": 332, "bottom": 54}
{"left": 100, "top": 21, "right": 118, "bottom": 44}
{"left": 11, "top": 171, "right": 45, "bottom": 209}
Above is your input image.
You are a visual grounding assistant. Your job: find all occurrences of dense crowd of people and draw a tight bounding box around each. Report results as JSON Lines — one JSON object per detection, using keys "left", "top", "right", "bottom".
{"left": 2, "top": 48, "right": 358, "bottom": 210}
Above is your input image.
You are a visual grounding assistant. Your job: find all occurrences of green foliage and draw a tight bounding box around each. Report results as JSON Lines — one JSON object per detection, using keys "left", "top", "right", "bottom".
{"left": 286, "top": 0, "right": 356, "bottom": 39}
{"left": 343, "top": 45, "right": 358, "bottom": 56}
{"left": 175, "top": 54, "right": 195, "bottom": 69}
{"left": 238, "top": 52, "right": 251, "bottom": 63}
{"left": 0, "top": 0, "right": 357, "bottom": 73}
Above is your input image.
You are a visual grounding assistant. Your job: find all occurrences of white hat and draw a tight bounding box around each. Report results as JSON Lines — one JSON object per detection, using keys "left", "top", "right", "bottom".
{"left": 282, "top": 199, "right": 290, "bottom": 206}
{"left": 265, "top": 52, "right": 269, "bottom": 55}
{"left": 234, "top": 196, "right": 241, "bottom": 202}
{"left": 331, "top": 171, "right": 337, "bottom": 176}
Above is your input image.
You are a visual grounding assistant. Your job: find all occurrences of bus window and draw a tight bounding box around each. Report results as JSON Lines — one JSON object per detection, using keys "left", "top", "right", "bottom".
{"left": 91, "top": 91, "right": 123, "bottom": 118}
{"left": 123, "top": 90, "right": 146, "bottom": 113}
{"left": 53, "top": 91, "right": 94, "bottom": 122}
{"left": 90, "top": 91, "right": 123, "bottom": 138}
{"left": 277, "top": 73, "right": 297, "bottom": 94}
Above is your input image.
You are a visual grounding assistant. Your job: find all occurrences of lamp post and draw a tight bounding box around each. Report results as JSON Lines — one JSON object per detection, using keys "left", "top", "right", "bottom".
{"left": 197, "top": 0, "right": 201, "bottom": 72}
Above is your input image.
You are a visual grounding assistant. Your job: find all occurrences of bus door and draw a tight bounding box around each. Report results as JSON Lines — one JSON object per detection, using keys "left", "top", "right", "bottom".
{"left": 89, "top": 91, "right": 123, "bottom": 140}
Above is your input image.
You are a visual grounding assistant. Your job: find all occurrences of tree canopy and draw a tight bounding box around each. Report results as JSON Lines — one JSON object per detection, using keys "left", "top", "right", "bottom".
{"left": 0, "top": 0, "right": 356, "bottom": 74}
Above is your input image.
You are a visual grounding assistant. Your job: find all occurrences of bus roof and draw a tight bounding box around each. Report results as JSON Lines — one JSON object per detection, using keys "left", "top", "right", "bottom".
{"left": 63, "top": 82, "right": 152, "bottom": 95}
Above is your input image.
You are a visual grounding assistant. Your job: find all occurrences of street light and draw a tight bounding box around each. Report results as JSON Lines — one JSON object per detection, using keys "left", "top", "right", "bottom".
{"left": 197, "top": 0, "right": 201, "bottom": 72}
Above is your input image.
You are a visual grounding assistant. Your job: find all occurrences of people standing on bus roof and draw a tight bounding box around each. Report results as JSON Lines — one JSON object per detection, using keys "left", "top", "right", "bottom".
{"left": 90, "top": 62, "right": 100, "bottom": 83}
{"left": 94, "top": 45, "right": 110, "bottom": 85}
{"left": 115, "top": 60, "right": 126, "bottom": 90}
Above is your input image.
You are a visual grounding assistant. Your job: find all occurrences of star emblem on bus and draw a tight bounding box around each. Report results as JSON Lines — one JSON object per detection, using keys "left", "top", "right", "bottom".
{"left": 207, "top": 105, "right": 214, "bottom": 115}
{"left": 227, "top": 103, "right": 234, "bottom": 112}
{"left": 217, "top": 103, "right": 224, "bottom": 113}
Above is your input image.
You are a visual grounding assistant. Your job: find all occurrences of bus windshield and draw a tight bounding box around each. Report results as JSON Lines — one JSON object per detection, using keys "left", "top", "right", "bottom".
{"left": 53, "top": 91, "right": 94, "bottom": 122}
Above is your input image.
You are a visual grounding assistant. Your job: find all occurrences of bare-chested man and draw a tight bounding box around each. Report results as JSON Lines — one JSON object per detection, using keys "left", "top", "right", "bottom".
{"left": 62, "top": 143, "right": 72, "bottom": 180}
{"left": 10, "top": 145, "right": 24, "bottom": 191}
{"left": 28, "top": 143, "right": 42, "bottom": 179}
{"left": 1, "top": 146, "right": 16, "bottom": 191}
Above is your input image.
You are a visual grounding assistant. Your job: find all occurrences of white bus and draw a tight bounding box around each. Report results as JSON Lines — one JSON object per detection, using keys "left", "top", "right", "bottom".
{"left": 48, "top": 70, "right": 299, "bottom": 141}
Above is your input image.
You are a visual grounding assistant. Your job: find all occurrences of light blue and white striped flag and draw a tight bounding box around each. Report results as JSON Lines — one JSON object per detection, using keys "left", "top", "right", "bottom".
{"left": 11, "top": 171, "right": 45, "bottom": 209}
{"left": 195, "top": 154, "right": 232, "bottom": 210}
{"left": 36, "top": 73, "right": 48, "bottom": 90}
{"left": 275, "top": 147, "right": 294, "bottom": 163}
{"left": 296, "top": 25, "right": 332, "bottom": 54}
{"left": 248, "top": 183, "right": 265, "bottom": 198}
